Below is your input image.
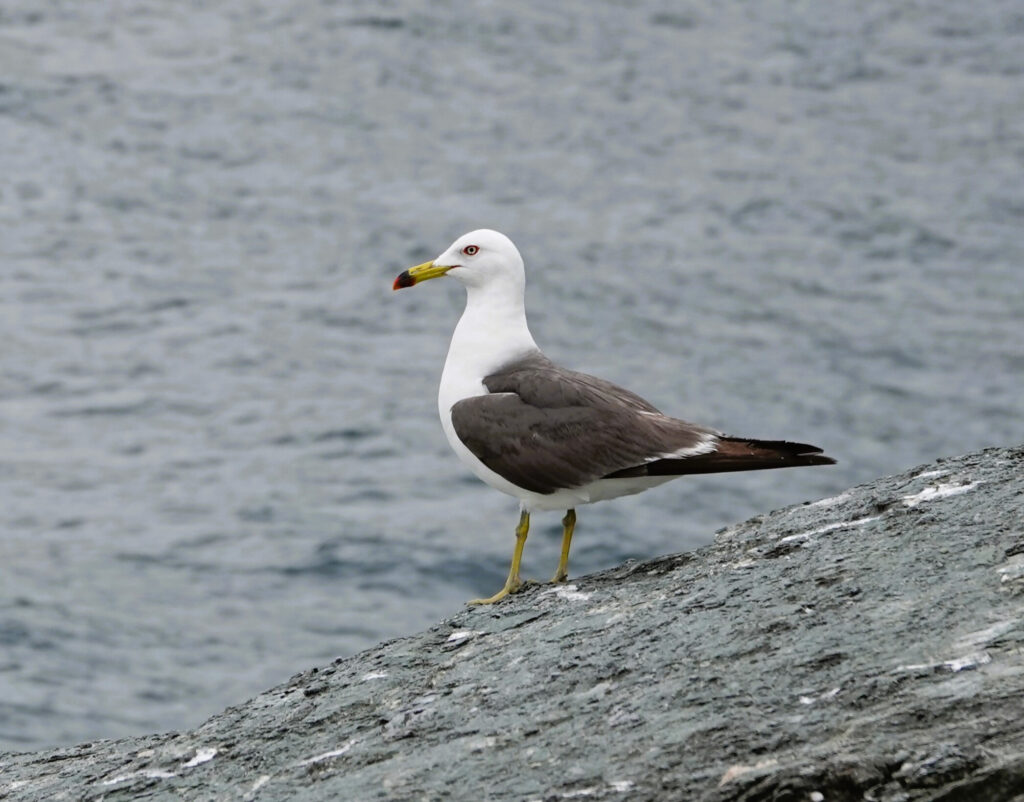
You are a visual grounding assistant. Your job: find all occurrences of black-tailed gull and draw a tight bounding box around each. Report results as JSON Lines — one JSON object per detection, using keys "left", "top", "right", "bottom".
{"left": 394, "top": 229, "right": 835, "bottom": 604}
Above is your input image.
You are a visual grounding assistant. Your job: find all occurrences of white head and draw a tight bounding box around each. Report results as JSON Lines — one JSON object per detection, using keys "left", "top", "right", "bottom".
{"left": 393, "top": 229, "right": 525, "bottom": 295}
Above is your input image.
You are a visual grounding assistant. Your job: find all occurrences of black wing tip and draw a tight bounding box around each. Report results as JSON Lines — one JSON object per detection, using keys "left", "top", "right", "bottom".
{"left": 734, "top": 438, "right": 837, "bottom": 463}
{"left": 800, "top": 453, "right": 837, "bottom": 466}
{"left": 779, "top": 441, "right": 837, "bottom": 465}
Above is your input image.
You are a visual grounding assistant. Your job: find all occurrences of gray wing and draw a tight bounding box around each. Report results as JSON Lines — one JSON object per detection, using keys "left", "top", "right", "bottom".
{"left": 449, "top": 353, "right": 717, "bottom": 495}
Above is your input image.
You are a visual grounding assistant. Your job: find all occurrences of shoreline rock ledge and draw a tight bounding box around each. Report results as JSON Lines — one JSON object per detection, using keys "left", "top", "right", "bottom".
{"left": 3, "top": 446, "right": 1024, "bottom": 801}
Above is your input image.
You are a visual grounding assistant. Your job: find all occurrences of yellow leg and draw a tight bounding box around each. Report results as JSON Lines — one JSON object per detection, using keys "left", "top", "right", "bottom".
{"left": 550, "top": 508, "right": 576, "bottom": 584}
{"left": 468, "top": 509, "right": 530, "bottom": 605}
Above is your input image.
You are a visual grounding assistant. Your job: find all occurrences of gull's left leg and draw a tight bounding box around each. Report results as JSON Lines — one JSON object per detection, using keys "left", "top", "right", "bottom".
{"left": 468, "top": 509, "right": 530, "bottom": 605}
{"left": 550, "top": 508, "right": 576, "bottom": 584}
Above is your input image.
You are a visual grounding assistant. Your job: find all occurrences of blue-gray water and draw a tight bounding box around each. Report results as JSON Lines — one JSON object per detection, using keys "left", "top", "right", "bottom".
{"left": 1, "top": 1, "right": 1021, "bottom": 752}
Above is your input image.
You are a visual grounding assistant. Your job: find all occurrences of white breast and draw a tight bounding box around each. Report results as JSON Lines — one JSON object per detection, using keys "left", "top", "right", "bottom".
{"left": 438, "top": 354, "right": 563, "bottom": 509}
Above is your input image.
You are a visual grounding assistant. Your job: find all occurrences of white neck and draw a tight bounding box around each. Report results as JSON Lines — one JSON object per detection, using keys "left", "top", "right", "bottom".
{"left": 438, "top": 279, "right": 538, "bottom": 411}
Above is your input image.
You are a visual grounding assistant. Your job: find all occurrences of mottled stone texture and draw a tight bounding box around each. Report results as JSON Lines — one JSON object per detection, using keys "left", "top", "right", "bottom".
{"left": 2, "top": 446, "right": 1023, "bottom": 801}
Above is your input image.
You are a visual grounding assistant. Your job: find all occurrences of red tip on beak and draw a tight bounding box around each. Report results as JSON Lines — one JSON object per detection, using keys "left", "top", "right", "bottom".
{"left": 393, "top": 270, "right": 415, "bottom": 291}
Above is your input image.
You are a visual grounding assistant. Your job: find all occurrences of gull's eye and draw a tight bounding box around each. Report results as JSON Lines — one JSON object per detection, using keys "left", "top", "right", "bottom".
{"left": 461, "top": 245, "right": 479, "bottom": 256}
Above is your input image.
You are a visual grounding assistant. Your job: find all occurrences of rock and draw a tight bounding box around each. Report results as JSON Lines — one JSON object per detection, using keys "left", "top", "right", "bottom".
{"left": 2, "top": 446, "right": 1023, "bottom": 801}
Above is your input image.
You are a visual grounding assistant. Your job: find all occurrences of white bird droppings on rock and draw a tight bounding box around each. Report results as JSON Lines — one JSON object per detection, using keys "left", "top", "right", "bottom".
{"left": 182, "top": 747, "right": 217, "bottom": 768}
{"left": 780, "top": 516, "right": 880, "bottom": 543}
{"left": 896, "top": 651, "right": 992, "bottom": 674}
{"left": 296, "top": 739, "right": 357, "bottom": 766}
{"left": 719, "top": 759, "right": 780, "bottom": 786}
{"left": 944, "top": 652, "right": 992, "bottom": 672}
{"left": 545, "top": 584, "right": 592, "bottom": 601}
{"left": 902, "top": 481, "right": 979, "bottom": 507}
{"left": 808, "top": 491, "right": 851, "bottom": 508}
{"left": 800, "top": 687, "right": 841, "bottom": 705}
{"left": 101, "top": 769, "right": 177, "bottom": 786}
{"left": 446, "top": 630, "right": 481, "bottom": 644}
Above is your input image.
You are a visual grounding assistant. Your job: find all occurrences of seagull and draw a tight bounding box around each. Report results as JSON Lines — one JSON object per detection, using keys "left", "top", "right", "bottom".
{"left": 394, "top": 229, "right": 835, "bottom": 604}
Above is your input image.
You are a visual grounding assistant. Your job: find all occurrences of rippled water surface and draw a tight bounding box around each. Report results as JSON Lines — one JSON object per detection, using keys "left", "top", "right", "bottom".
{"left": 1, "top": 1, "right": 1022, "bottom": 750}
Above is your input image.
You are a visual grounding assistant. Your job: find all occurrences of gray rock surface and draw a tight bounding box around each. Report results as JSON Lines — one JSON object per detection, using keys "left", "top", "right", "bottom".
{"left": 2, "top": 445, "right": 1023, "bottom": 801}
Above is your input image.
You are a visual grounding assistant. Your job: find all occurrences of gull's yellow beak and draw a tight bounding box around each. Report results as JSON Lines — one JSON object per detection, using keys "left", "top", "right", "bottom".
{"left": 393, "top": 260, "right": 451, "bottom": 290}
